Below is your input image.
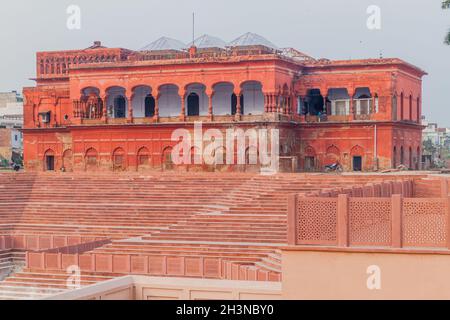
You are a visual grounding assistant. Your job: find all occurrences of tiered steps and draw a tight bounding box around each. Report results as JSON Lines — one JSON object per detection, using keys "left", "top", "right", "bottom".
{"left": 0, "top": 172, "right": 423, "bottom": 299}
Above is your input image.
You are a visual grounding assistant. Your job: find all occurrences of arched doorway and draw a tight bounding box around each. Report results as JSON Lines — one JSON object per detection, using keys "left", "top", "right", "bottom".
{"left": 351, "top": 145, "right": 364, "bottom": 172}
{"left": 62, "top": 149, "right": 73, "bottom": 172}
{"left": 393, "top": 146, "right": 397, "bottom": 168}
{"left": 304, "top": 146, "right": 316, "bottom": 172}
{"left": 162, "top": 147, "right": 174, "bottom": 171}
{"left": 112, "top": 147, "right": 126, "bottom": 171}
{"left": 409, "top": 146, "right": 413, "bottom": 169}
{"left": 85, "top": 148, "right": 98, "bottom": 171}
{"left": 137, "top": 147, "right": 150, "bottom": 171}
{"left": 187, "top": 93, "right": 200, "bottom": 116}
{"left": 44, "top": 149, "right": 55, "bottom": 171}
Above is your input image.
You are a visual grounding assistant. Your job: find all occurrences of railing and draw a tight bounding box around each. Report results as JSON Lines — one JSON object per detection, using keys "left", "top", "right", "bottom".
{"left": 0, "top": 235, "right": 108, "bottom": 251}
{"left": 73, "top": 100, "right": 103, "bottom": 119}
{"left": 26, "top": 252, "right": 224, "bottom": 279}
{"left": 305, "top": 179, "right": 414, "bottom": 198}
{"left": 288, "top": 194, "right": 450, "bottom": 249}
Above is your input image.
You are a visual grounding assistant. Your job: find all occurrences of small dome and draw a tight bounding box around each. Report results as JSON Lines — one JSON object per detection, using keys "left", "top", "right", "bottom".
{"left": 228, "top": 32, "right": 278, "bottom": 49}
{"left": 140, "top": 37, "right": 186, "bottom": 51}
{"left": 188, "top": 34, "right": 227, "bottom": 49}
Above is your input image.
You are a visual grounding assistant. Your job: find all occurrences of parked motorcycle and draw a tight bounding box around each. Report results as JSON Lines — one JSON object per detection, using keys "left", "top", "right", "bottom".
{"left": 325, "top": 162, "right": 343, "bottom": 173}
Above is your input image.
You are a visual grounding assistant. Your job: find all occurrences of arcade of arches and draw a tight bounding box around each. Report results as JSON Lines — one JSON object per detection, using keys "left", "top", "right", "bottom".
{"left": 75, "top": 81, "right": 267, "bottom": 120}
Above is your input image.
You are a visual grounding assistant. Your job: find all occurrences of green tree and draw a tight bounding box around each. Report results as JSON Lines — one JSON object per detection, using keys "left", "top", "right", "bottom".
{"left": 444, "top": 0, "right": 450, "bottom": 44}
{"left": 423, "top": 139, "right": 437, "bottom": 156}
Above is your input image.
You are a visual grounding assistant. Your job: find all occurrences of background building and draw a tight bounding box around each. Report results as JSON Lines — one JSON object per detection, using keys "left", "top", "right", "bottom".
{"left": 0, "top": 91, "right": 23, "bottom": 166}
{"left": 422, "top": 118, "right": 450, "bottom": 169}
{"left": 22, "top": 34, "right": 426, "bottom": 173}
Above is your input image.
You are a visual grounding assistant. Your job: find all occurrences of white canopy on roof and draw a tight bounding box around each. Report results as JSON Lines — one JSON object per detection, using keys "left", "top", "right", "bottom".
{"left": 228, "top": 32, "right": 278, "bottom": 49}
{"left": 188, "top": 34, "right": 227, "bottom": 49}
{"left": 140, "top": 37, "right": 186, "bottom": 51}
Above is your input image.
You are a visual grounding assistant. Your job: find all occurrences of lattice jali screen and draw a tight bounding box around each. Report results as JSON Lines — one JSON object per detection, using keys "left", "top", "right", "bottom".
{"left": 297, "top": 198, "right": 338, "bottom": 245}
{"left": 403, "top": 198, "right": 447, "bottom": 248}
{"left": 349, "top": 198, "right": 392, "bottom": 247}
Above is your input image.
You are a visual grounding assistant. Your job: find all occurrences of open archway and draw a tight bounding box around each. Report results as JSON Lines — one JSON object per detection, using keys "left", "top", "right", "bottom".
{"left": 158, "top": 84, "right": 180, "bottom": 117}
{"left": 212, "top": 82, "right": 234, "bottom": 115}
{"left": 131, "top": 85, "right": 153, "bottom": 118}
{"left": 106, "top": 87, "right": 127, "bottom": 118}
{"left": 240, "top": 81, "right": 264, "bottom": 115}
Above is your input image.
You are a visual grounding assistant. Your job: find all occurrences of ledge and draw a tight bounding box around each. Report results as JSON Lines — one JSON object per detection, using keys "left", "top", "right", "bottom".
{"left": 281, "top": 245, "right": 450, "bottom": 256}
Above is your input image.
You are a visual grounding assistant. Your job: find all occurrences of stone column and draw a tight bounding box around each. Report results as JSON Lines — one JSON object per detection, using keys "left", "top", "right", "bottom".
{"left": 348, "top": 89, "right": 355, "bottom": 120}
{"left": 263, "top": 94, "right": 269, "bottom": 113}
{"left": 235, "top": 92, "right": 242, "bottom": 120}
{"left": 180, "top": 91, "right": 186, "bottom": 121}
{"left": 127, "top": 94, "right": 133, "bottom": 123}
{"left": 208, "top": 94, "right": 213, "bottom": 121}
{"left": 101, "top": 93, "right": 108, "bottom": 123}
{"left": 154, "top": 92, "right": 160, "bottom": 122}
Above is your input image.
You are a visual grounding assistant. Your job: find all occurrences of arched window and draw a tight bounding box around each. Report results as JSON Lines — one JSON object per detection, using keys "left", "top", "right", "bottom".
{"left": 409, "top": 147, "right": 413, "bottom": 169}
{"left": 392, "top": 94, "right": 398, "bottom": 121}
{"left": 400, "top": 146, "right": 405, "bottom": 165}
{"left": 393, "top": 146, "right": 397, "bottom": 168}
{"left": 400, "top": 93, "right": 404, "bottom": 120}
{"left": 187, "top": 93, "right": 200, "bottom": 116}
{"left": 409, "top": 95, "right": 413, "bottom": 121}
{"left": 416, "top": 97, "right": 420, "bottom": 123}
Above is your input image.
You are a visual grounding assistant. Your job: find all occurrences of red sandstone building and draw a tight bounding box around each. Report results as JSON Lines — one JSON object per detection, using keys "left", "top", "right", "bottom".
{"left": 22, "top": 33, "right": 426, "bottom": 172}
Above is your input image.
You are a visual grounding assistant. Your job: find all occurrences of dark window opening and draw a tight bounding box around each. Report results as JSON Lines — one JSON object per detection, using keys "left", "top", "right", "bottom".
{"left": 114, "top": 96, "right": 126, "bottom": 118}
{"left": 304, "top": 156, "right": 315, "bottom": 172}
{"left": 145, "top": 95, "right": 155, "bottom": 117}
{"left": 187, "top": 93, "right": 200, "bottom": 116}
{"left": 305, "top": 89, "right": 324, "bottom": 116}
{"left": 45, "top": 156, "right": 55, "bottom": 171}
{"left": 353, "top": 156, "right": 362, "bottom": 172}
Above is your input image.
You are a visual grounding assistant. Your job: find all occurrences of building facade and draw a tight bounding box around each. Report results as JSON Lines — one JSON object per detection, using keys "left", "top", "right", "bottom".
{"left": 22, "top": 33, "right": 426, "bottom": 172}
{"left": 0, "top": 92, "right": 23, "bottom": 165}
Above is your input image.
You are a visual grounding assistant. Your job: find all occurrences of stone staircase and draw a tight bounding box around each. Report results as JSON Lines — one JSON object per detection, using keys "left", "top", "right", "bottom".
{"left": 0, "top": 172, "right": 418, "bottom": 299}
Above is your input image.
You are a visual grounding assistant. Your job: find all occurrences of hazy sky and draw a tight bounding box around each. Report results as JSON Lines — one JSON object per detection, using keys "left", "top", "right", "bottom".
{"left": 0, "top": 0, "right": 449, "bottom": 124}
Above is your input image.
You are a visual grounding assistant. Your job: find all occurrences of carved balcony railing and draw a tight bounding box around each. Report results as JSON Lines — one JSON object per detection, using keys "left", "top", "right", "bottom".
{"left": 73, "top": 100, "right": 104, "bottom": 119}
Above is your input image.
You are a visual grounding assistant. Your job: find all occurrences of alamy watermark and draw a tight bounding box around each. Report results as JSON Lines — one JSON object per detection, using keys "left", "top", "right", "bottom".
{"left": 366, "top": 265, "right": 381, "bottom": 290}
{"left": 367, "top": 5, "right": 381, "bottom": 30}
{"left": 171, "top": 122, "right": 280, "bottom": 173}
{"left": 66, "top": 5, "right": 81, "bottom": 30}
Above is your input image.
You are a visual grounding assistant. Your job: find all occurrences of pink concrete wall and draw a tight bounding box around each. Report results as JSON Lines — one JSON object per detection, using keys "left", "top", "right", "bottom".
{"left": 282, "top": 248, "right": 450, "bottom": 300}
